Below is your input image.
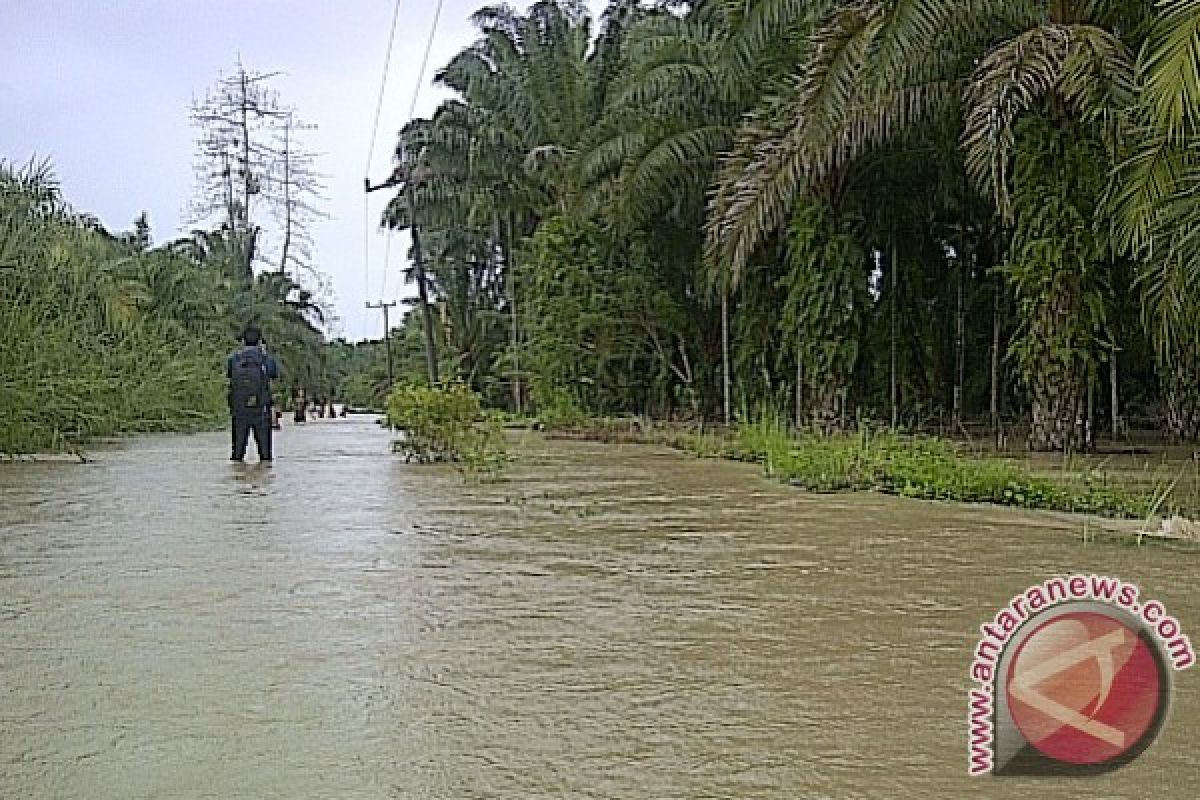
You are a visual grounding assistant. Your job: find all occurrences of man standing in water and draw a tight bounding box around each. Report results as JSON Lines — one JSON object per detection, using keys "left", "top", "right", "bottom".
{"left": 227, "top": 326, "right": 279, "bottom": 462}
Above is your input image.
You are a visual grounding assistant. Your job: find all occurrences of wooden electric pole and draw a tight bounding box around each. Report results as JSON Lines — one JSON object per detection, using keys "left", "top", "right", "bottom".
{"left": 365, "top": 300, "right": 397, "bottom": 389}
{"left": 365, "top": 171, "right": 439, "bottom": 387}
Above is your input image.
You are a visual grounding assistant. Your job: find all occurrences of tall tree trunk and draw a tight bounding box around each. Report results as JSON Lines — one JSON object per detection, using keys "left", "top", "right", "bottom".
{"left": 1109, "top": 345, "right": 1119, "bottom": 438}
{"left": 1026, "top": 289, "right": 1086, "bottom": 452}
{"left": 278, "top": 116, "right": 292, "bottom": 276}
{"left": 1086, "top": 363, "right": 1096, "bottom": 451}
{"left": 1162, "top": 336, "right": 1200, "bottom": 442}
{"left": 239, "top": 67, "right": 253, "bottom": 276}
{"left": 953, "top": 252, "right": 966, "bottom": 429}
{"left": 990, "top": 279, "right": 1002, "bottom": 432}
{"left": 813, "top": 380, "right": 842, "bottom": 435}
{"left": 222, "top": 151, "right": 236, "bottom": 236}
{"left": 1164, "top": 382, "right": 1200, "bottom": 442}
{"left": 504, "top": 214, "right": 522, "bottom": 415}
{"left": 721, "top": 286, "right": 731, "bottom": 426}
{"left": 795, "top": 347, "right": 803, "bottom": 430}
{"left": 890, "top": 243, "right": 898, "bottom": 429}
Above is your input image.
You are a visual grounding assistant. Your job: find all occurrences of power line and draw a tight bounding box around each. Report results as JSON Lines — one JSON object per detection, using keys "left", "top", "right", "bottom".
{"left": 378, "top": 0, "right": 446, "bottom": 302}
{"left": 365, "top": 0, "right": 406, "bottom": 180}
{"left": 408, "top": 0, "right": 445, "bottom": 121}
{"left": 362, "top": 0, "right": 406, "bottom": 340}
{"left": 363, "top": 0, "right": 446, "bottom": 326}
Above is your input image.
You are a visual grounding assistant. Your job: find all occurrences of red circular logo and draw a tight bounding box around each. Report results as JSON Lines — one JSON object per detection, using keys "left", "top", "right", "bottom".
{"left": 1005, "top": 611, "right": 1164, "bottom": 765}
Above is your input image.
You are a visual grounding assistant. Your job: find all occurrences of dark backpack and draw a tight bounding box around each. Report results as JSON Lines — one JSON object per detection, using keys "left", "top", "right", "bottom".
{"left": 229, "top": 349, "right": 269, "bottom": 415}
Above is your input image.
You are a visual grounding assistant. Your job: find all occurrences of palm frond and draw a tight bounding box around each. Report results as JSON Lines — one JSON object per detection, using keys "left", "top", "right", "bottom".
{"left": 961, "top": 24, "right": 1074, "bottom": 215}
{"left": 1140, "top": 0, "right": 1200, "bottom": 142}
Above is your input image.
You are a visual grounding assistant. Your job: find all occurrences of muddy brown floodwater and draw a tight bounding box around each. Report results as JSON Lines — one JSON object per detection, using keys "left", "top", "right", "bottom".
{"left": 1, "top": 418, "right": 1196, "bottom": 798}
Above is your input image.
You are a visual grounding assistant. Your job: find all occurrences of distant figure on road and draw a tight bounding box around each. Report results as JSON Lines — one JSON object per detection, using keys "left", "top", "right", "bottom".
{"left": 227, "top": 326, "right": 278, "bottom": 463}
{"left": 293, "top": 387, "right": 307, "bottom": 424}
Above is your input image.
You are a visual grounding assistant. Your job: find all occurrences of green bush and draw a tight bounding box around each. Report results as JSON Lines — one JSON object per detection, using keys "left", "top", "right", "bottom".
{"left": 386, "top": 383, "right": 508, "bottom": 476}
{"left": 533, "top": 386, "right": 589, "bottom": 430}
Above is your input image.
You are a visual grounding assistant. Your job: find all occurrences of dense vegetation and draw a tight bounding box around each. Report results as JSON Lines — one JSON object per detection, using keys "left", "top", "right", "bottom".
{"left": 367, "top": 0, "right": 1200, "bottom": 453}
{"left": 0, "top": 162, "right": 325, "bottom": 453}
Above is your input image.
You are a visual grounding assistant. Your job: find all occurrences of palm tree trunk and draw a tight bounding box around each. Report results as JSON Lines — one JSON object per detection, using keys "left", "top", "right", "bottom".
{"left": 1162, "top": 342, "right": 1200, "bottom": 442}
{"left": 1026, "top": 289, "right": 1085, "bottom": 452}
{"left": 1086, "top": 363, "right": 1096, "bottom": 451}
{"left": 813, "top": 380, "right": 841, "bottom": 435}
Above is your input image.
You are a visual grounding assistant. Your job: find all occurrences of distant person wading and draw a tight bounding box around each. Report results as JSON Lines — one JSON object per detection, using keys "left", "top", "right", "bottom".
{"left": 227, "top": 326, "right": 279, "bottom": 463}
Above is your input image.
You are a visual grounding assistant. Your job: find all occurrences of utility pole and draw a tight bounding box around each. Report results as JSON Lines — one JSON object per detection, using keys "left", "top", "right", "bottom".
{"left": 365, "top": 168, "right": 439, "bottom": 387}
{"left": 405, "top": 179, "right": 439, "bottom": 386}
{"left": 365, "top": 300, "right": 397, "bottom": 388}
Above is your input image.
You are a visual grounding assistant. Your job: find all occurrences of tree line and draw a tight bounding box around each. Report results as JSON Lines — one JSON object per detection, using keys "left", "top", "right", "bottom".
{"left": 368, "top": 0, "right": 1200, "bottom": 452}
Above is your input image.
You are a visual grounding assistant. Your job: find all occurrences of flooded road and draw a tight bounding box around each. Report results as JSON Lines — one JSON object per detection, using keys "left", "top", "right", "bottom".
{"left": 1, "top": 417, "right": 1196, "bottom": 798}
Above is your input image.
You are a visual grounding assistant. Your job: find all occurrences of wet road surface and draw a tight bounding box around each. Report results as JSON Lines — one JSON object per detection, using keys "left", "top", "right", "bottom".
{"left": 1, "top": 417, "right": 1196, "bottom": 797}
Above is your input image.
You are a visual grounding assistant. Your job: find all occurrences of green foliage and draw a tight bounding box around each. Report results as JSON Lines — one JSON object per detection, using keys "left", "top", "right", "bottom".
{"left": 0, "top": 160, "right": 331, "bottom": 453}
{"left": 534, "top": 386, "right": 589, "bottom": 429}
{"left": 0, "top": 163, "right": 224, "bottom": 452}
{"left": 386, "top": 383, "right": 508, "bottom": 475}
{"left": 521, "top": 215, "right": 685, "bottom": 416}
{"left": 780, "top": 199, "right": 867, "bottom": 423}
{"left": 539, "top": 409, "right": 1162, "bottom": 517}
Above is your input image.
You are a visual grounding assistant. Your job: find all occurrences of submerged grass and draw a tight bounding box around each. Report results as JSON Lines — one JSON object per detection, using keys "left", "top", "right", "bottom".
{"left": 544, "top": 414, "right": 1173, "bottom": 520}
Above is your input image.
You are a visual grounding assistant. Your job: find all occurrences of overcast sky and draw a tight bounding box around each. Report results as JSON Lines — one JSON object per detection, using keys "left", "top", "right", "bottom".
{"left": 2, "top": 0, "right": 609, "bottom": 341}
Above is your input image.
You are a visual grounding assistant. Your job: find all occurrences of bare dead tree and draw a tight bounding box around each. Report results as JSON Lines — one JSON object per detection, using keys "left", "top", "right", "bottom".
{"left": 266, "top": 111, "right": 327, "bottom": 281}
{"left": 189, "top": 60, "right": 289, "bottom": 277}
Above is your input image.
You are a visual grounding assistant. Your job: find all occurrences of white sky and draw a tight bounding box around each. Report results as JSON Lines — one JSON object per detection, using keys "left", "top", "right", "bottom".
{"left": 2, "top": 0, "right": 609, "bottom": 341}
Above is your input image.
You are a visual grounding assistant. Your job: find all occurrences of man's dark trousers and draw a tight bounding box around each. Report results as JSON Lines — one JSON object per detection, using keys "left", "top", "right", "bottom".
{"left": 231, "top": 409, "right": 273, "bottom": 461}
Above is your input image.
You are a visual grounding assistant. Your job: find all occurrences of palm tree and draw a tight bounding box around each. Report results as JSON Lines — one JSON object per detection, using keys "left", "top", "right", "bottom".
{"left": 706, "top": 0, "right": 1149, "bottom": 450}
{"left": 378, "top": 1, "right": 605, "bottom": 403}
{"left": 582, "top": 0, "right": 815, "bottom": 422}
{"left": 1108, "top": 0, "right": 1200, "bottom": 440}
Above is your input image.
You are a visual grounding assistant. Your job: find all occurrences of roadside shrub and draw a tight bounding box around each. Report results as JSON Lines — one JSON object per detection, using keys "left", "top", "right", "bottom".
{"left": 534, "top": 386, "right": 589, "bottom": 430}
{"left": 386, "top": 383, "right": 508, "bottom": 476}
